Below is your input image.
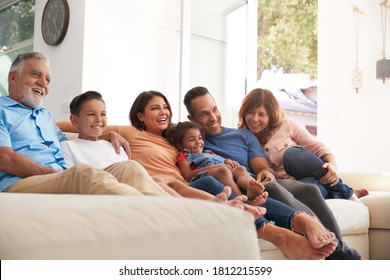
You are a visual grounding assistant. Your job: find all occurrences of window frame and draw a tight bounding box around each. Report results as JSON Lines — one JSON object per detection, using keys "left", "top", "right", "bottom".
{"left": 0, "top": 0, "right": 35, "bottom": 96}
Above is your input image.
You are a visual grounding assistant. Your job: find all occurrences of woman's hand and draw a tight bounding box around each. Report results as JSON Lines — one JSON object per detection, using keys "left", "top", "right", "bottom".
{"left": 319, "top": 162, "right": 339, "bottom": 186}
{"left": 256, "top": 169, "right": 275, "bottom": 183}
{"left": 106, "top": 131, "right": 131, "bottom": 159}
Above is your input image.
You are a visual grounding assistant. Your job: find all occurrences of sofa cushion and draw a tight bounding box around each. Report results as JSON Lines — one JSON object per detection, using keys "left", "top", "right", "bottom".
{"left": 0, "top": 193, "right": 259, "bottom": 260}
{"left": 325, "top": 199, "right": 369, "bottom": 235}
{"left": 361, "top": 191, "right": 390, "bottom": 229}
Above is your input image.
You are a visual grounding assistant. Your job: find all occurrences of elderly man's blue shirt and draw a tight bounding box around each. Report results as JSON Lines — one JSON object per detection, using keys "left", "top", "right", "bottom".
{"left": 0, "top": 96, "right": 68, "bottom": 191}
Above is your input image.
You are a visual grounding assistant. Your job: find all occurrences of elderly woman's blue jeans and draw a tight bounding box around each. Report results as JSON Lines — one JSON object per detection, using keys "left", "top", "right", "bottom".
{"left": 190, "top": 175, "right": 299, "bottom": 230}
{"left": 283, "top": 146, "right": 354, "bottom": 199}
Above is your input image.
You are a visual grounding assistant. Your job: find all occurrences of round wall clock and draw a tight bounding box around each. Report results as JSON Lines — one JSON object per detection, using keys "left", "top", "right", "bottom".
{"left": 41, "top": 0, "right": 70, "bottom": 46}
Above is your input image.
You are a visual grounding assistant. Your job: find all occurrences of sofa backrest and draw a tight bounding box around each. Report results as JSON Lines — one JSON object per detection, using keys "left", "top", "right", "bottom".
{"left": 56, "top": 121, "right": 125, "bottom": 135}
{"left": 56, "top": 120, "right": 135, "bottom": 144}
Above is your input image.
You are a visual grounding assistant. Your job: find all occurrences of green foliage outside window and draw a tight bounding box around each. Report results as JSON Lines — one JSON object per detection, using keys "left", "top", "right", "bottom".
{"left": 0, "top": 0, "right": 35, "bottom": 96}
{"left": 257, "top": 0, "right": 317, "bottom": 80}
{"left": 0, "top": 0, "right": 35, "bottom": 46}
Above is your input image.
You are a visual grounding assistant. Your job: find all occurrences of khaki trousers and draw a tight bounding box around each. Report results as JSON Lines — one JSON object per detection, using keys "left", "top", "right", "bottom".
{"left": 7, "top": 160, "right": 170, "bottom": 197}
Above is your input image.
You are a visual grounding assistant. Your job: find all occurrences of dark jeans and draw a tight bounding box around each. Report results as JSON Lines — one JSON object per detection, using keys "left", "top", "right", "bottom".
{"left": 192, "top": 175, "right": 362, "bottom": 259}
{"left": 190, "top": 175, "right": 301, "bottom": 230}
{"left": 266, "top": 179, "right": 362, "bottom": 260}
{"left": 283, "top": 146, "right": 354, "bottom": 199}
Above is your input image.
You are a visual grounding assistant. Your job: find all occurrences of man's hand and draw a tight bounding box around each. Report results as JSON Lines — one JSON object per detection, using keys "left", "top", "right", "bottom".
{"left": 0, "top": 146, "right": 58, "bottom": 178}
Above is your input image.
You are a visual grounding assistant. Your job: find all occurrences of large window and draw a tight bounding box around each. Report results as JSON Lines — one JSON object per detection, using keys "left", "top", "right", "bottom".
{"left": 189, "top": 0, "right": 257, "bottom": 127}
{"left": 0, "top": 0, "right": 35, "bottom": 96}
{"left": 257, "top": 0, "right": 318, "bottom": 134}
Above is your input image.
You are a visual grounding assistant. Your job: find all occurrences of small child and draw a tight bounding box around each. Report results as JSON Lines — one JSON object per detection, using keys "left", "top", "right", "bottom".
{"left": 168, "top": 121, "right": 267, "bottom": 206}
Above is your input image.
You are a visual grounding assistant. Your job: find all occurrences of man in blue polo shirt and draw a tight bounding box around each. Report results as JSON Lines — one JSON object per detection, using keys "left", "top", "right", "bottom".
{"left": 184, "top": 86, "right": 363, "bottom": 260}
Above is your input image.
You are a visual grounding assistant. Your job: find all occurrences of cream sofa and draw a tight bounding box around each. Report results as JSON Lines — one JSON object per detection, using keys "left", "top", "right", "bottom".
{"left": 0, "top": 193, "right": 260, "bottom": 259}
{"left": 1, "top": 122, "right": 389, "bottom": 260}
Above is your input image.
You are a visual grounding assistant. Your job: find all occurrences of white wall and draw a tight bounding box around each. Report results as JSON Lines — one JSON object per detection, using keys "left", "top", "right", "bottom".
{"left": 34, "top": 0, "right": 388, "bottom": 173}
{"left": 318, "top": 0, "right": 390, "bottom": 174}
{"left": 34, "top": 0, "right": 247, "bottom": 126}
{"left": 35, "top": 0, "right": 182, "bottom": 125}
{"left": 34, "top": 0, "right": 85, "bottom": 120}
{"left": 83, "top": 0, "right": 182, "bottom": 125}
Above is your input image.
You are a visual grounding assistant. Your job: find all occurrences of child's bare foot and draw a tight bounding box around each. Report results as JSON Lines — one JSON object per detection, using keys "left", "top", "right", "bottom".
{"left": 227, "top": 195, "right": 267, "bottom": 219}
{"left": 354, "top": 188, "right": 369, "bottom": 198}
{"left": 267, "top": 226, "right": 335, "bottom": 260}
{"left": 214, "top": 187, "right": 250, "bottom": 212}
{"left": 251, "top": 191, "right": 268, "bottom": 206}
{"left": 242, "top": 203, "right": 266, "bottom": 220}
{"left": 213, "top": 186, "right": 232, "bottom": 203}
{"left": 247, "top": 179, "right": 267, "bottom": 206}
{"left": 291, "top": 213, "right": 336, "bottom": 249}
{"left": 215, "top": 188, "right": 265, "bottom": 219}
{"left": 226, "top": 195, "right": 247, "bottom": 210}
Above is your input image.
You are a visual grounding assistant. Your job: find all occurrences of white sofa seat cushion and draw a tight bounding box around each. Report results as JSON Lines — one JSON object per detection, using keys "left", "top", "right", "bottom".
{"left": 0, "top": 193, "right": 260, "bottom": 260}
{"left": 325, "top": 199, "right": 369, "bottom": 235}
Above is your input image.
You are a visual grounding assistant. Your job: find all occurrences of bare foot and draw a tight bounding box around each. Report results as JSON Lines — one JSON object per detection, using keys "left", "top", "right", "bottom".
{"left": 227, "top": 195, "right": 267, "bottom": 220}
{"left": 213, "top": 186, "right": 232, "bottom": 203}
{"left": 226, "top": 195, "right": 247, "bottom": 210}
{"left": 215, "top": 188, "right": 265, "bottom": 220}
{"left": 214, "top": 187, "right": 249, "bottom": 210}
{"left": 251, "top": 191, "right": 268, "bottom": 206}
{"left": 247, "top": 179, "right": 267, "bottom": 206}
{"left": 242, "top": 203, "right": 267, "bottom": 220}
{"left": 291, "top": 213, "right": 336, "bottom": 249}
{"left": 354, "top": 188, "right": 369, "bottom": 198}
{"left": 265, "top": 226, "right": 335, "bottom": 260}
